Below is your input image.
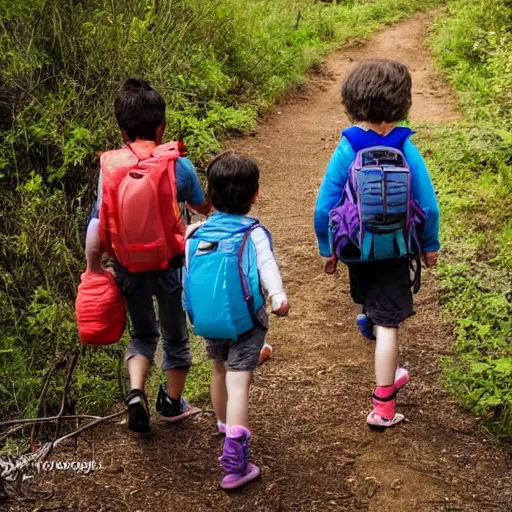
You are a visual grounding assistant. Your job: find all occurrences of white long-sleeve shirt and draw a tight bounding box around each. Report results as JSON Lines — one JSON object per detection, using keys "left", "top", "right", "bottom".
{"left": 185, "top": 222, "right": 287, "bottom": 310}
{"left": 250, "top": 226, "right": 287, "bottom": 310}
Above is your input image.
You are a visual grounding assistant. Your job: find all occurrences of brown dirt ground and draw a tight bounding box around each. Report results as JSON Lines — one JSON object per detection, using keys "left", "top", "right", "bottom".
{"left": 7, "top": 11, "right": 511, "bottom": 512}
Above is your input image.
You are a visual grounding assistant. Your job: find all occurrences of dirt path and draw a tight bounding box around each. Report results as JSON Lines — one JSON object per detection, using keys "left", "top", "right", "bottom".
{"left": 9, "top": 11, "right": 511, "bottom": 512}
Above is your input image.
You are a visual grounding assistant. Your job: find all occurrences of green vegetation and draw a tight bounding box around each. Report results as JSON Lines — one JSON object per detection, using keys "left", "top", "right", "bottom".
{"left": 421, "top": 0, "right": 512, "bottom": 444}
{"left": 0, "top": 0, "right": 440, "bottom": 436}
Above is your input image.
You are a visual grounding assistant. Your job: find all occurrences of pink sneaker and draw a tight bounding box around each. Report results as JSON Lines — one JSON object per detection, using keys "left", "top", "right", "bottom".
{"left": 367, "top": 385, "right": 405, "bottom": 430}
{"left": 394, "top": 367, "right": 409, "bottom": 390}
{"left": 367, "top": 410, "right": 405, "bottom": 429}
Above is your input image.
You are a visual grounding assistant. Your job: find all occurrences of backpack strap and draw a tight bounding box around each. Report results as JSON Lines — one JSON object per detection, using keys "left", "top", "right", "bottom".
{"left": 342, "top": 126, "right": 414, "bottom": 153}
{"left": 238, "top": 223, "right": 271, "bottom": 329}
{"left": 125, "top": 143, "right": 141, "bottom": 163}
{"left": 410, "top": 253, "right": 422, "bottom": 294}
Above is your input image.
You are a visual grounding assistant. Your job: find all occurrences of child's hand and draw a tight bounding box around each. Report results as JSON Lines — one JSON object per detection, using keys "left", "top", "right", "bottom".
{"left": 87, "top": 266, "right": 115, "bottom": 277}
{"left": 323, "top": 255, "right": 338, "bottom": 275}
{"left": 422, "top": 251, "right": 439, "bottom": 268}
{"left": 273, "top": 300, "right": 289, "bottom": 317}
{"left": 271, "top": 293, "right": 289, "bottom": 316}
{"left": 105, "top": 266, "right": 116, "bottom": 277}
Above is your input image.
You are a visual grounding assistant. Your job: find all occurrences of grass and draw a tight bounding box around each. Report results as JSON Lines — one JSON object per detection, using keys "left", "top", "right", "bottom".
{"left": 416, "top": 0, "right": 512, "bottom": 445}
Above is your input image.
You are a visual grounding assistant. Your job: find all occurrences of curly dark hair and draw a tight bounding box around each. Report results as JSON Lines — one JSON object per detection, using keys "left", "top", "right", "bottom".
{"left": 341, "top": 60, "right": 412, "bottom": 123}
{"left": 206, "top": 150, "right": 259, "bottom": 215}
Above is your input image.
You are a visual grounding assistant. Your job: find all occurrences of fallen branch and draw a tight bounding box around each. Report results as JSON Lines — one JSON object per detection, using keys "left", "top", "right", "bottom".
{"left": 53, "top": 408, "right": 126, "bottom": 447}
{"left": 0, "top": 415, "right": 102, "bottom": 429}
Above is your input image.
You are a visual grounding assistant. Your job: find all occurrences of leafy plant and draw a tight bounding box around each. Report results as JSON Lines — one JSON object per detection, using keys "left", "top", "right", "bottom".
{"left": 422, "top": 0, "right": 512, "bottom": 444}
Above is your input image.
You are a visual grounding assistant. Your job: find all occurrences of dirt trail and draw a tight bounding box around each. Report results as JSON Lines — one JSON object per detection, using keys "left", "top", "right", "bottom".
{"left": 9, "top": 11, "right": 511, "bottom": 512}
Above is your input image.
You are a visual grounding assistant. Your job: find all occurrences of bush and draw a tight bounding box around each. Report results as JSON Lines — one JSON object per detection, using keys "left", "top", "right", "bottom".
{"left": 425, "top": 0, "right": 512, "bottom": 444}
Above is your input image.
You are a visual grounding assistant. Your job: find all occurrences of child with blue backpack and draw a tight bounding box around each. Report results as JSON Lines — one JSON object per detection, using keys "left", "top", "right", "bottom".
{"left": 314, "top": 60, "right": 440, "bottom": 429}
{"left": 184, "top": 151, "right": 288, "bottom": 490}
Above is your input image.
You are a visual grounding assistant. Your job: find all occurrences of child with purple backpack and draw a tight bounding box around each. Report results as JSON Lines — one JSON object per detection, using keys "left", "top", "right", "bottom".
{"left": 314, "top": 60, "right": 440, "bottom": 428}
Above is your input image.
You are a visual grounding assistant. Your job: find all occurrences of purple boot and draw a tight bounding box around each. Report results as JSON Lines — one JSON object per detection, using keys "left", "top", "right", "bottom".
{"left": 220, "top": 426, "right": 260, "bottom": 490}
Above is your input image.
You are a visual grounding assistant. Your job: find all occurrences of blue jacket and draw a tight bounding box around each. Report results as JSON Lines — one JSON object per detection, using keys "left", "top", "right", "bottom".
{"left": 314, "top": 127, "right": 441, "bottom": 257}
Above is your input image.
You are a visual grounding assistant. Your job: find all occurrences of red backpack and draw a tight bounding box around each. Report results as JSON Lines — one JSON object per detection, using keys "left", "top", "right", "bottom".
{"left": 75, "top": 270, "right": 126, "bottom": 346}
{"left": 98, "top": 142, "right": 186, "bottom": 273}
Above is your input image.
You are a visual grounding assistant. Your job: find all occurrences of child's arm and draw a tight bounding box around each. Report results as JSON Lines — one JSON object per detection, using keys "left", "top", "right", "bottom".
{"left": 314, "top": 139, "right": 354, "bottom": 258}
{"left": 403, "top": 140, "right": 440, "bottom": 266}
{"left": 85, "top": 218, "right": 105, "bottom": 273}
{"left": 250, "top": 227, "right": 288, "bottom": 316}
{"left": 176, "top": 157, "right": 212, "bottom": 216}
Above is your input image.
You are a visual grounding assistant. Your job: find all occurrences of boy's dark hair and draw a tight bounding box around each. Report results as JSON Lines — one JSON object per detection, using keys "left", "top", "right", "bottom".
{"left": 341, "top": 60, "right": 412, "bottom": 123}
{"left": 114, "top": 78, "right": 166, "bottom": 141}
{"left": 207, "top": 151, "right": 259, "bottom": 215}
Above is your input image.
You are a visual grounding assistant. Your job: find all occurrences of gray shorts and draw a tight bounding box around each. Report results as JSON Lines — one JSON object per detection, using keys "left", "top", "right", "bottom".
{"left": 205, "top": 324, "right": 267, "bottom": 372}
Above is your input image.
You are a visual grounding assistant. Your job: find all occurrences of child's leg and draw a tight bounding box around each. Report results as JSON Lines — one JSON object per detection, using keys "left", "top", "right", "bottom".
{"left": 121, "top": 271, "right": 160, "bottom": 391}
{"left": 367, "top": 324, "right": 403, "bottom": 427}
{"left": 157, "top": 285, "right": 191, "bottom": 400}
{"left": 116, "top": 268, "right": 159, "bottom": 433}
{"left": 153, "top": 267, "right": 195, "bottom": 421}
{"left": 219, "top": 326, "right": 265, "bottom": 489}
{"left": 206, "top": 339, "right": 230, "bottom": 432}
{"left": 128, "top": 355, "right": 151, "bottom": 391}
{"left": 374, "top": 326, "right": 398, "bottom": 386}
{"left": 211, "top": 360, "right": 227, "bottom": 427}
{"left": 225, "top": 371, "right": 252, "bottom": 428}
{"left": 363, "top": 260, "right": 413, "bottom": 428}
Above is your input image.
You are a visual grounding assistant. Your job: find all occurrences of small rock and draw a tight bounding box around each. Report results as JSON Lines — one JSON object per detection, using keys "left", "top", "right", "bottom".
{"left": 391, "top": 478, "right": 402, "bottom": 491}
{"left": 356, "top": 476, "right": 380, "bottom": 501}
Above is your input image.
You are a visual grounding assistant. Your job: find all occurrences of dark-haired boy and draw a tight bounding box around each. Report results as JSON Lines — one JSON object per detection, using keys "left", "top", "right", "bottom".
{"left": 85, "top": 78, "right": 210, "bottom": 433}
{"left": 314, "top": 60, "right": 440, "bottom": 428}
{"left": 183, "top": 151, "right": 288, "bottom": 489}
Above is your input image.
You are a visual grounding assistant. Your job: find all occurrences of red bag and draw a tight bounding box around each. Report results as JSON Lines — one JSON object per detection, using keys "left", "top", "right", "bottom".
{"left": 75, "top": 270, "right": 126, "bottom": 346}
{"left": 98, "top": 142, "right": 185, "bottom": 273}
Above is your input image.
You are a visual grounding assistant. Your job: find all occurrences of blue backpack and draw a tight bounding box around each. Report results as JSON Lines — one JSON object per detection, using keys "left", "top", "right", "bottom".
{"left": 329, "top": 127, "right": 426, "bottom": 290}
{"left": 183, "top": 213, "right": 268, "bottom": 340}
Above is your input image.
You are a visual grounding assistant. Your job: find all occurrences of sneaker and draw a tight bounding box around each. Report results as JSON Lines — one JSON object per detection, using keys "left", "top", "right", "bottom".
{"left": 356, "top": 314, "right": 376, "bottom": 341}
{"left": 220, "top": 427, "right": 260, "bottom": 490}
{"left": 367, "top": 385, "right": 404, "bottom": 431}
{"left": 125, "top": 389, "right": 151, "bottom": 433}
{"left": 394, "top": 367, "right": 409, "bottom": 391}
{"left": 366, "top": 410, "right": 405, "bottom": 430}
{"left": 257, "top": 343, "right": 273, "bottom": 366}
{"left": 155, "top": 384, "right": 194, "bottom": 423}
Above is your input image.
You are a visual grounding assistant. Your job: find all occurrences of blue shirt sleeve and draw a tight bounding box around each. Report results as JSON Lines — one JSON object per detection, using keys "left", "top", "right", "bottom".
{"left": 403, "top": 139, "right": 441, "bottom": 252}
{"left": 90, "top": 173, "right": 102, "bottom": 220}
{"left": 314, "top": 138, "right": 355, "bottom": 257}
{"left": 176, "top": 157, "right": 205, "bottom": 205}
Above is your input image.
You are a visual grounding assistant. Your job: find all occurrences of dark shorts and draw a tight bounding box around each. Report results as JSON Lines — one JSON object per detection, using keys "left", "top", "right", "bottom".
{"left": 115, "top": 262, "right": 192, "bottom": 371}
{"left": 348, "top": 258, "right": 414, "bottom": 328}
{"left": 205, "top": 324, "right": 267, "bottom": 372}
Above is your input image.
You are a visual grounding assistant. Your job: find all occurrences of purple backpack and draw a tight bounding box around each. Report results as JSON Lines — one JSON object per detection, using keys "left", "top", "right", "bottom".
{"left": 329, "top": 133, "right": 426, "bottom": 290}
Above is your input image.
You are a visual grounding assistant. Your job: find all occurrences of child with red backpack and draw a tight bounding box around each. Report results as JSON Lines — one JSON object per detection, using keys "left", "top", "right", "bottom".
{"left": 314, "top": 60, "right": 440, "bottom": 429}
{"left": 84, "top": 78, "right": 210, "bottom": 433}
